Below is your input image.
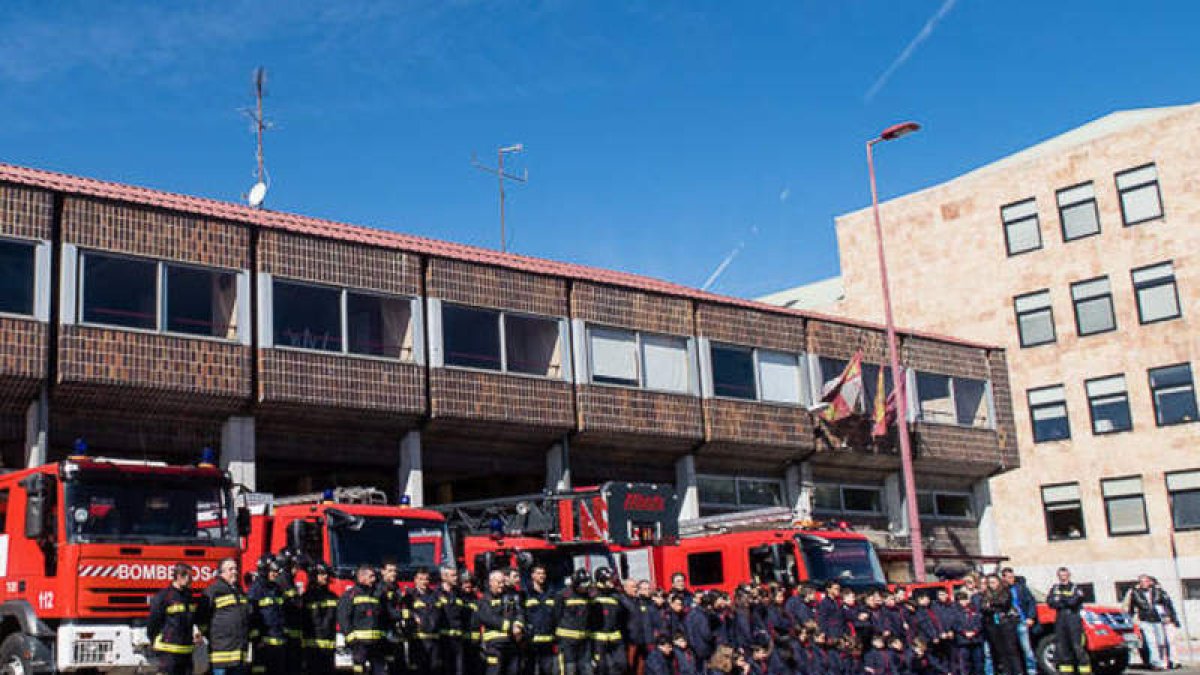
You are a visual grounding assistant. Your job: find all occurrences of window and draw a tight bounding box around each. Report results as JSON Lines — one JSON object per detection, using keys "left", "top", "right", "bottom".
{"left": 1101, "top": 476, "right": 1148, "bottom": 536}
{"left": 0, "top": 239, "right": 36, "bottom": 316}
{"left": 1042, "top": 483, "right": 1086, "bottom": 541}
{"left": 917, "top": 491, "right": 974, "bottom": 519}
{"left": 915, "top": 373, "right": 991, "bottom": 427}
{"left": 165, "top": 265, "right": 238, "bottom": 339}
{"left": 1002, "top": 198, "right": 1042, "bottom": 256}
{"left": 1086, "top": 375, "right": 1132, "bottom": 434}
{"left": 441, "top": 305, "right": 563, "bottom": 376}
{"left": 916, "top": 373, "right": 954, "bottom": 423}
{"left": 1075, "top": 583, "right": 1096, "bottom": 603}
{"left": 698, "top": 475, "right": 784, "bottom": 513}
{"left": 505, "top": 314, "right": 562, "bottom": 378}
{"left": 954, "top": 378, "right": 990, "bottom": 427}
{"left": 1056, "top": 182, "right": 1101, "bottom": 241}
{"left": 348, "top": 293, "right": 413, "bottom": 359}
{"left": 1132, "top": 262, "right": 1181, "bottom": 324}
{"left": 81, "top": 253, "right": 158, "bottom": 330}
{"left": 1014, "top": 290, "right": 1056, "bottom": 347}
{"left": 687, "top": 551, "right": 724, "bottom": 587}
{"left": 442, "top": 305, "right": 500, "bottom": 370}
{"left": 273, "top": 280, "right": 343, "bottom": 352}
{"left": 1183, "top": 579, "right": 1200, "bottom": 601}
{"left": 813, "top": 484, "right": 883, "bottom": 514}
{"left": 1166, "top": 470, "right": 1200, "bottom": 531}
{"left": 1149, "top": 364, "right": 1198, "bottom": 426}
{"left": 1028, "top": 385, "right": 1070, "bottom": 442}
{"left": 1116, "top": 164, "right": 1164, "bottom": 226}
{"left": 1114, "top": 581, "right": 1139, "bottom": 603}
{"left": 861, "top": 363, "right": 895, "bottom": 409}
{"left": 587, "top": 325, "right": 691, "bottom": 393}
{"left": 1071, "top": 277, "right": 1116, "bottom": 336}
{"left": 710, "top": 344, "right": 806, "bottom": 404}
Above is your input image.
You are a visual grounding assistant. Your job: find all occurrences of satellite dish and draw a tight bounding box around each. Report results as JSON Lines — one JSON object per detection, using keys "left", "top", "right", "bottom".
{"left": 247, "top": 181, "right": 268, "bottom": 208}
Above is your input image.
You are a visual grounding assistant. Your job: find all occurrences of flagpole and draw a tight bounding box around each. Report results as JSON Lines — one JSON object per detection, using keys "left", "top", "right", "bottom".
{"left": 866, "top": 121, "right": 925, "bottom": 581}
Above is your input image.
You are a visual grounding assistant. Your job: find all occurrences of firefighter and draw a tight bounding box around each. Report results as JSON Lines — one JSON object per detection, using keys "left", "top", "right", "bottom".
{"left": 477, "top": 569, "right": 526, "bottom": 675}
{"left": 462, "top": 572, "right": 485, "bottom": 675}
{"left": 276, "top": 550, "right": 305, "bottom": 674}
{"left": 439, "top": 565, "right": 470, "bottom": 675}
{"left": 339, "top": 563, "right": 389, "bottom": 675}
{"left": 407, "top": 567, "right": 445, "bottom": 673}
{"left": 555, "top": 569, "right": 592, "bottom": 675}
{"left": 589, "top": 567, "right": 627, "bottom": 675}
{"left": 249, "top": 555, "right": 288, "bottom": 675}
{"left": 1047, "top": 567, "right": 1091, "bottom": 675}
{"left": 200, "top": 557, "right": 252, "bottom": 675}
{"left": 146, "top": 563, "right": 198, "bottom": 675}
{"left": 378, "top": 561, "right": 407, "bottom": 674}
{"left": 522, "top": 563, "right": 557, "bottom": 675}
{"left": 302, "top": 562, "right": 340, "bottom": 675}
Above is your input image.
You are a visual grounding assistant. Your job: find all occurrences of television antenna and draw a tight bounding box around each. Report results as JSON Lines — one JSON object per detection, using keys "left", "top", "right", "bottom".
{"left": 241, "top": 66, "right": 273, "bottom": 208}
{"left": 472, "top": 144, "right": 527, "bottom": 253}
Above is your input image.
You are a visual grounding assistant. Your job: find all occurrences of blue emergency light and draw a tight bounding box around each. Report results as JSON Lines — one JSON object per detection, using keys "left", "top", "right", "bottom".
{"left": 199, "top": 447, "right": 216, "bottom": 468}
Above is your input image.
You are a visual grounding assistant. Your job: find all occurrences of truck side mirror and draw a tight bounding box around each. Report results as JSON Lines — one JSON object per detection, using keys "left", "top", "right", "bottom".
{"left": 236, "top": 507, "right": 252, "bottom": 538}
{"left": 23, "top": 474, "right": 48, "bottom": 539}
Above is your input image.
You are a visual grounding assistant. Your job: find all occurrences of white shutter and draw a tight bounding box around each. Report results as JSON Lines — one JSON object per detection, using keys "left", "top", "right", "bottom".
{"left": 411, "top": 297, "right": 426, "bottom": 366}
{"left": 758, "top": 350, "right": 802, "bottom": 404}
{"left": 641, "top": 334, "right": 689, "bottom": 393}
{"left": 589, "top": 327, "right": 637, "bottom": 383}
{"left": 1041, "top": 483, "right": 1080, "bottom": 503}
{"left": 255, "top": 272, "right": 273, "bottom": 347}
{"left": 426, "top": 298, "right": 443, "bottom": 367}
{"left": 59, "top": 244, "right": 78, "bottom": 325}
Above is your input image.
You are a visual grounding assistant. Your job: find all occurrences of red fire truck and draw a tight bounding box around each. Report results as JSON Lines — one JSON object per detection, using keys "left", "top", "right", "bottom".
{"left": 0, "top": 451, "right": 244, "bottom": 673}
{"left": 433, "top": 482, "right": 681, "bottom": 591}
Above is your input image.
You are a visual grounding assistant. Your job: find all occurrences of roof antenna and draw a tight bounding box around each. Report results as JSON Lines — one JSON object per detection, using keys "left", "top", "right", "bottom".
{"left": 241, "top": 66, "right": 272, "bottom": 208}
{"left": 472, "top": 144, "right": 527, "bottom": 253}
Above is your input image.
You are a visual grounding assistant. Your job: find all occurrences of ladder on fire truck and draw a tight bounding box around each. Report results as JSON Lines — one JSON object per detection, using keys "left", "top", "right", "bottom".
{"left": 678, "top": 506, "right": 800, "bottom": 538}
{"left": 241, "top": 486, "right": 390, "bottom": 513}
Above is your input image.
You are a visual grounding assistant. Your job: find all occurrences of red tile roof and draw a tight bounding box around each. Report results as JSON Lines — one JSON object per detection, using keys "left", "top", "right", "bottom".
{"left": 0, "top": 161, "right": 998, "bottom": 350}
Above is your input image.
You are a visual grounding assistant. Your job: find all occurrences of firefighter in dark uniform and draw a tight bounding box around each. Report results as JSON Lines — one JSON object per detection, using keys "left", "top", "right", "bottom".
{"left": 302, "top": 562, "right": 340, "bottom": 675}
{"left": 477, "top": 569, "right": 526, "bottom": 675}
{"left": 462, "top": 572, "right": 485, "bottom": 675}
{"left": 1047, "top": 567, "right": 1091, "bottom": 675}
{"left": 377, "top": 562, "right": 407, "bottom": 674}
{"left": 147, "top": 563, "right": 198, "bottom": 675}
{"left": 406, "top": 567, "right": 445, "bottom": 673}
{"left": 554, "top": 569, "right": 593, "bottom": 675}
{"left": 248, "top": 555, "right": 288, "bottom": 675}
{"left": 439, "top": 566, "right": 470, "bottom": 675}
{"left": 589, "top": 567, "right": 626, "bottom": 675}
{"left": 200, "top": 557, "right": 252, "bottom": 675}
{"left": 276, "top": 550, "right": 305, "bottom": 674}
{"left": 339, "top": 564, "right": 389, "bottom": 675}
{"left": 522, "top": 563, "right": 558, "bottom": 675}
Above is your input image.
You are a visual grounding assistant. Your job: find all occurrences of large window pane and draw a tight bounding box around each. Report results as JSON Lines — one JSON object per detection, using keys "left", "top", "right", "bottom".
{"left": 0, "top": 240, "right": 35, "bottom": 316}
{"left": 82, "top": 253, "right": 157, "bottom": 330}
{"left": 1057, "top": 183, "right": 1100, "bottom": 240}
{"left": 1002, "top": 199, "right": 1042, "bottom": 255}
{"left": 504, "top": 314, "right": 561, "bottom": 377}
{"left": 1116, "top": 164, "right": 1163, "bottom": 226}
{"left": 954, "top": 378, "right": 989, "bottom": 427}
{"left": 1072, "top": 277, "right": 1116, "bottom": 336}
{"left": 642, "top": 334, "right": 689, "bottom": 393}
{"left": 812, "top": 485, "right": 841, "bottom": 512}
{"left": 442, "top": 304, "right": 500, "bottom": 370}
{"left": 1132, "top": 262, "right": 1181, "bottom": 324}
{"left": 698, "top": 476, "right": 737, "bottom": 506}
{"left": 1086, "top": 375, "right": 1131, "bottom": 434}
{"left": 1167, "top": 471, "right": 1200, "bottom": 531}
{"left": 1149, "top": 364, "right": 1198, "bottom": 426}
{"left": 589, "top": 327, "right": 637, "bottom": 386}
{"left": 1014, "top": 290, "right": 1055, "bottom": 347}
{"left": 711, "top": 344, "right": 755, "bottom": 399}
{"left": 917, "top": 372, "right": 955, "bottom": 423}
{"left": 1029, "top": 385, "right": 1070, "bottom": 442}
{"left": 842, "top": 487, "right": 882, "bottom": 513}
{"left": 1042, "top": 483, "right": 1086, "bottom": 541}
{"left": 348, "top": 293, "right": 410, "bottom": 359}
{"left": 273, "top": 280, "right": 342, "bottom": 352}
{"left": 165, "top": 265, "right": 237, "bottom": 339}
{"left": 758, "top": 351, "right": 802, "bottom": 404}
{"left": 738, "top": 479, "right": 783, "bottom": 507}
{"left": 1102, "top": 477, "right": 1147, "bottom": 536}
{"left": 936, "top": 494, "right": 973, "bottom": 519}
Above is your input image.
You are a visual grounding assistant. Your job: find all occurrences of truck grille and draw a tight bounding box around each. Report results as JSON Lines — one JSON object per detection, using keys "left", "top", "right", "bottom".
{"left": 73, "top": 639, "right": 114, "bottom": 665}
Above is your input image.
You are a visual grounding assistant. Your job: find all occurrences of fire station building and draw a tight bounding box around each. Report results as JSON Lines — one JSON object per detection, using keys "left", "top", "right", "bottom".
{"left": 0, "top": 162, "right": 1017, "bottom": 577}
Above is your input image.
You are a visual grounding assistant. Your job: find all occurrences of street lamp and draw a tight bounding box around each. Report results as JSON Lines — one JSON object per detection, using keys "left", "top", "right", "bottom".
{"left": 866, "top": 120, "right": 926, "bottom": 581}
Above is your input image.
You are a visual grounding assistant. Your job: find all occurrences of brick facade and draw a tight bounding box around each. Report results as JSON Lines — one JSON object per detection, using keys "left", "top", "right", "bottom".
{"left": 572, "top": 282, "right": 692, "bottom": 335}
{"left": 257, "top": 349, "right": 424, "bottom": 418}
{"left": 0, "top": 319, "right": 46, "bottom": 411}
{"left": 258, "top": 230, "right": 420, "bottom": 295}
{"left": 0, "top": 183, "right": 53, "bottom": 240}
{"left": 64, "top": 197, "right": 248, "bottom": 269}
{"left": 429, "top": 369, "right": 574, "bottom": 430}
{"left": 427, "top": 258, "right": 566, "bottom": 317}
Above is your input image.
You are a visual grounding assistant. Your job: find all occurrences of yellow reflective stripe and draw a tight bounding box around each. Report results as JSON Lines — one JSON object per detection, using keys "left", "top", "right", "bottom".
{"left": 283, "top": 589, "right": 298, "bottom": 598}
{"left": 258, "top": 597, "right": 282, "bottom": 607}
{"left": 153, "top": 637, "right": 195, "bottom": 654}
{"left": 555, "top": 627, "right": 589, "bottom": 639}
{"left": 594, "top": 597, "right": 618, "bottom": 605}
{"left": 165, "top": 603, "right": 189, "bottom": 614}
{"left": 353, "top": 595, "right": 380, "bottom": 605}
{"left": 214, "top": 594, "right": 243, "bottom": 608}
{"left": 210, "top": 649, "right": 249, "bottom": 664}
{"left": 302, "top": 638, "right": 337, "bottom": 649}
{"left": 306, "top": 599, "right": 339, "bottom": 609}
{"left": 260, "top": 637, "right": 286, "bottom": 646}
{"left": 413, "top": 600, "right": 427, "bottom": 608}
{"left": 346, "top": 629, "right": 384, "bottom": 642}
{"left": 441, "top": 629, "right": 464, "bottom": 637}
{"left": 591, "top": 630, "right": 622, "bottom": 641}
{"left": 482, "top": 630, "right": 508, "bottom": 642}
{"left": 565, "top": 599, "right": 589, "bottom": 606}
{"left": 286, "top": 629, "right": 302, "bottom": 639}
{"left": 414, "top": 632, "right": 439, "bottom": 640}
{"left": 532, "top": 634, "right": 554, "bottom": 643}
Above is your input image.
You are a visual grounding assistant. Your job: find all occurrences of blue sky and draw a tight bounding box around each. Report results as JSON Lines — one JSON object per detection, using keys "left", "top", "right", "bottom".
{"left": 0, "top": 1, "right": 1195, "bottom": 298}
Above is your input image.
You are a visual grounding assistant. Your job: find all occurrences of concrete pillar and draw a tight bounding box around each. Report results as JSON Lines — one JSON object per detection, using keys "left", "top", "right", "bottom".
{"left": 545, "top": 441, "right": 571, "bottom": 493}
{"left": 675, "top": 454, "right": 700, "bottom": 521}
{"left": 399, "top": 431, "right": 424, "bottom": 507}
{"left": 784, "top": 462, "right": 814, "bottom": 521}
{"left": 220, "top": 416, "right": 256, "bottom": 491}
{"left": 972, "top": 477, "right": 999, "bottom": 557}
{"left": 24, "top": 395, "right": 47, "bottom": 468}
{"left": 884, "top": 472, "right": 908, "bottom": 535}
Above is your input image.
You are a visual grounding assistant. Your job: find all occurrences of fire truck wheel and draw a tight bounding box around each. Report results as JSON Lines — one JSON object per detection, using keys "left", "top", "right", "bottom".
{"left": 0, "top": 634, "right": 32, "bottom": 675}
{"left": 1035, "top": 634, "right": 1057, "bottom": 675}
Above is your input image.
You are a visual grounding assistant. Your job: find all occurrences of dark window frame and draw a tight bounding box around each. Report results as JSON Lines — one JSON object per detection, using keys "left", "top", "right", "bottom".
{"left": 917, "top": 491, "right": 974, "bottom": 520}
{"left": 1101, "top": 476, "right": 1149, "bottom": 538}
{"left": 78, "top": 250, "right": 160, "bottom": 331}
{"left": 1166, "top": 470, "right": 1200, "bottom": 532}
{"left": 1013, "top": 289, "right": 1056, "bottom": 348}
{"left": 686, "top": 551, "right": 725, "bottom": 587}
{"left": 1041, "top": 481, "right": 1087, "bottom": 542}
{"left": 1131, "top": 261, "right": 1182, "bottom": 325}
{"left": 0, "top": 237, "right": 37, "bottom": 318}
{"left": 441, "top": 303, "right": 564, "bottom": 378}
{"left": 586, "top": 323, "right": 692, "bottom": 394}
{"left": 1115, "top": 163, "right": 1165, "bottom": 227}
{"left": 1148, "top": 363, "right": 1199, "bottom": 428}
{"left": 1028, "top": 384, "right": 1071, "bottom": 443}
{"left": 1084, "top": 374, "right": 1133, "bottom": 435}
{"left": 1070, "top": 276, "right": 1117, "bottom": 338}
{"left": 273, "top": 276, "right": 414, "bottom": 360}
{"left": 710, "top": 342, "right": 807, "bottom": 406}
{"left": 709, "top": 343, "right": 757, "bottom": 401}
{"left": 1001, "top": 198, "right": 1043, "bottom": 257}
{"left": 1055, "top": 181, "right": 1102, "bottom": 242}
{"left": 163, "top": 260, "right": 239, "bottom": 340}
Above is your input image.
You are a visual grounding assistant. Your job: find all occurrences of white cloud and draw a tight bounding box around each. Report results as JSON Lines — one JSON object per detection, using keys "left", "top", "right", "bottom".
{"left": 864, "top": 0, "right": 958, "bottom": 102}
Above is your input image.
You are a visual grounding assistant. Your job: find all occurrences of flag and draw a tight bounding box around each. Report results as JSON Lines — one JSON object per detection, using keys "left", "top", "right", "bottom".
{"left": 872, "top": 365, "right": 905, "bottom": 439}
{"left": 817, "top": 350, "right": 865, "bottom": 423}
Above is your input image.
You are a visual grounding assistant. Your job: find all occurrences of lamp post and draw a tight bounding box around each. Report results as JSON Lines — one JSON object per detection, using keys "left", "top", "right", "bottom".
{"left": 866, "top": 120, "right": 926, "bottom": 581}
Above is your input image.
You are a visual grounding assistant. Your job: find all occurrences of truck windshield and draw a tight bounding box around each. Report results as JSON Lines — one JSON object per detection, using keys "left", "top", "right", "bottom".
{"left": 527, "top": 545, "right": 614, "bottom": 593}
{"left": 65, "top": 475, "right": 237, "bottom": 546}
{"left": 329, "top": 517, "right": 452, "bottom": 578}
{"left": 796, "top": 535, "right": 886, "bottom": 586}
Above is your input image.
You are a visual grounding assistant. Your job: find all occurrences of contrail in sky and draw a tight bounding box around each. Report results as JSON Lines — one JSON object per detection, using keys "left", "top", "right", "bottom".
{"left": 864, "top": 0, "right": 958, "bottom": 102}
{"left": 701, "top": 225, "right": 758, "bottom": 291}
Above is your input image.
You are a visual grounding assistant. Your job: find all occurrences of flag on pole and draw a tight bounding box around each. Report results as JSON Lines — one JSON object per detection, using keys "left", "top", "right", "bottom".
{"left": 817, "top": 350, "right": 865, "bottom": 423}
{"left": 872, "top": 365, "right": 905, "bottom": 439}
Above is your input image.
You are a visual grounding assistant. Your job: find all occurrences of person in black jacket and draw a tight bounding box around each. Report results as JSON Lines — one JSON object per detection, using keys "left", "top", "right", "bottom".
{"left": 338, "top": 564, "right": 389, "bottom": 675}
{"left": 1000, "top": 568, "right": 1038, "bottom": 675}
{"left": 952, "top": 590, "right": 985, "bottom": 675}
{"left": 408, "top": 567, "right": 445, "bottom": 674}
{"left": 686, "top": 592, "right": 718, "bottom": 663}
{"left": 1047, "top": 568, "right": 1090, "bottom": 675}
{"left": 248, "top": 555, "right": 287, "bottom": 675}
{"left": 147, "top": 563, "right": 198, "bottom": 675}
{"left": 439, "top": 565, "right": 470, "bottom": 675}
{"left": 301, "top": 563, "right": 339, "bottom": 675}
{"left": 1124, "top": 574, "right": 1178, "bottom": 670}
{"left": 589, "top": 567, "right": 627, "bottom": 675}
{"left": 200, "top": 558, "right": 251, "bottom": 675}
{"left": 645, "top": 633, "right": 677, "bottom": 675}
{"left": 981, "top": 575, "right": 1023, "bottom": 675}
{"left": 477, "top": 569, "right": 525, "bottom": 675}
{"left": 522, "top": 564, "right": 558, "bottom": 675}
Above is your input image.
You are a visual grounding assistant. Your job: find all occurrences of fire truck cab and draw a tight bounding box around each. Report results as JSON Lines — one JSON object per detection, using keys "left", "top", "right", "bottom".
{"left": 0, "top": 452, "right": 243, "bottom": 673}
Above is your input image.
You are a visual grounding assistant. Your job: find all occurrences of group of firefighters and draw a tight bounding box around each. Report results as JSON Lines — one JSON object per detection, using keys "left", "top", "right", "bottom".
{"left": 145, "top": 553, "right": 1094, "bottom": 675}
